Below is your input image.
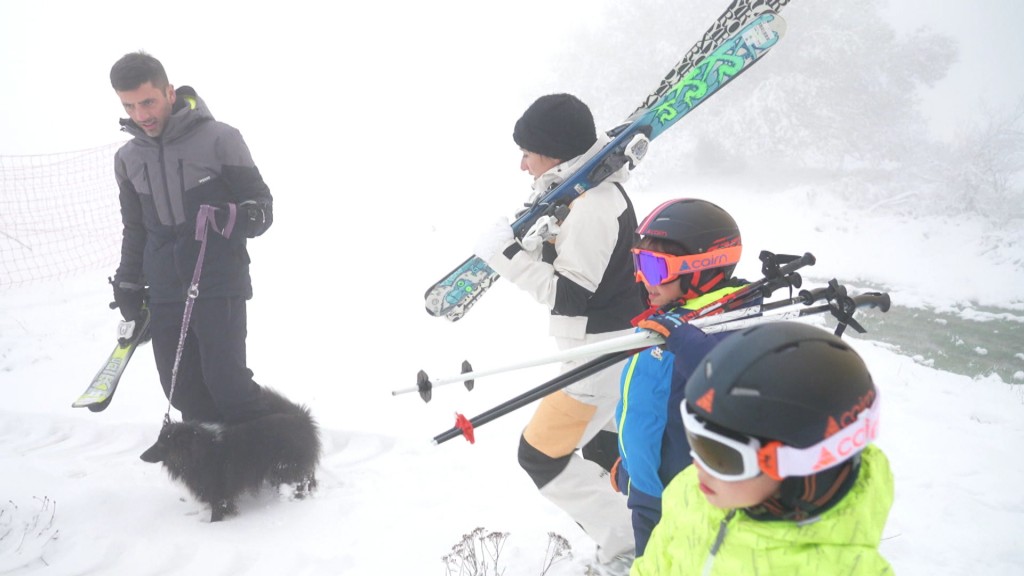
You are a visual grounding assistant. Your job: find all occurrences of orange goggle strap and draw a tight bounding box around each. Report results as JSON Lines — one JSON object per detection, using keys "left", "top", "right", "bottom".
{"left": 757, "top": 396, "right": 881, "bottom": 481}
{"left": 679, "top": 269, "right": 727, "bottom": 301}
{"left": 685, "top": 395, "right": 880, "bottom": 481}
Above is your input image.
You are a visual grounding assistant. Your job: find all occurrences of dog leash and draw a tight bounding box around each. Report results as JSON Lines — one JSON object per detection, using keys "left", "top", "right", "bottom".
{"left": 164, "top": 203, "right": 237, "bottom": 422}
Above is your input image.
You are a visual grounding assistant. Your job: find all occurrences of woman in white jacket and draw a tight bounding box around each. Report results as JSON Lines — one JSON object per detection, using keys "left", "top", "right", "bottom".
{"left": 475, "top": 93, "right": 646, "bottom": 571}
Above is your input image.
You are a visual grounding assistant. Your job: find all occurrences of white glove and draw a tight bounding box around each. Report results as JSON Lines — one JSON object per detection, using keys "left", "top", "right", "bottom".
{"left": 519, "top": 214, "right": 560, "bottom": 251}
{"left": 474, "top": 216, "right": 514, "bottom": 262}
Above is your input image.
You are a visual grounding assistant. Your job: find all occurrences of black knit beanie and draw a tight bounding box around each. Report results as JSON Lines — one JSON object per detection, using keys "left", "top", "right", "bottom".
{"left": 513, "top": 93, "right": 597, "bottom": 161}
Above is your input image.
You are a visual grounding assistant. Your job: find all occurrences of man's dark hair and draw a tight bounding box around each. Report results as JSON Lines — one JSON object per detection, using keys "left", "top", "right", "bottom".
{"left": 110, "top": 51, "right": 169, "bottom": 91}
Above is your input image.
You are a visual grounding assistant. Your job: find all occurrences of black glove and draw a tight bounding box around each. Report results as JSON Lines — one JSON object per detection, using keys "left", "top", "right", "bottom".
{"left": 201, "top": 202, "right": 272, "bottom": 241}
{"left": 238, "top": 201, "right": 272, "bottom": 238}
{"left": 109, "top": 278, "right": 147, "bottom": 322}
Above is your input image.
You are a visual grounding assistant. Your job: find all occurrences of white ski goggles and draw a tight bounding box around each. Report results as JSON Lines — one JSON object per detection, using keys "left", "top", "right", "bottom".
{"left": 681, "top": 393, "right": 881, "bottom": 482}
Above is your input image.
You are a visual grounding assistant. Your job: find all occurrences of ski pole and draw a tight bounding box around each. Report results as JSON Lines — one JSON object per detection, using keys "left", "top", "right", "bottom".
{"left": 694, "top": 291, "right": 891, "bottom": 336}
{"left": 399, "top": 294, "right": 792, "bottom": 401}
{"left": 431, "top": 290, "right": 890, "bottom": 445}
{"left": 432, "top": 349, "right": 638, "bottom": 445}
{"left": 394, "top": 331, "right": 665, "bottom": 402}
{"left": 407, "top": 282, "right": 863, "bottom": 400}
{"left": 403, "top": 251, "right": 815, "bottom": 401}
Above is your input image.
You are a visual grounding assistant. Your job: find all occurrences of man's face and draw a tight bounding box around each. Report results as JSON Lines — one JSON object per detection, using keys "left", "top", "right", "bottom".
{"left": 116, "top": 81, "right": 175, "bottom": 137}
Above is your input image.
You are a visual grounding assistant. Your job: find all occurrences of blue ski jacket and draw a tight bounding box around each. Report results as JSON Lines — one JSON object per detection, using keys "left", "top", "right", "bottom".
{"left": 615, "top": 283, "right": 755, "bottom": 555}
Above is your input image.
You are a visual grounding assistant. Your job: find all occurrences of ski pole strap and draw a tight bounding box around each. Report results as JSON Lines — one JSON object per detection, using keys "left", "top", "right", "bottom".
{"left": 165, "top": 204, "right": 234, "bottom": 417}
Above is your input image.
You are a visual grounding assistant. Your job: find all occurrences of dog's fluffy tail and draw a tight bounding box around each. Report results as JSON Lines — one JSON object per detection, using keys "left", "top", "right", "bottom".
{"left": 223, "top": 388, "right": 321, "bottom": 494}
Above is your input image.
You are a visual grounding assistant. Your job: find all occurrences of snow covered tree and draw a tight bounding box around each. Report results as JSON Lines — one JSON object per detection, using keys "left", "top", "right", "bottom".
{"left": 548, "top": 0, "right": 957, "bottom": 174}
{"left": 689, "top": 0, "right": 956, "bottom": 173}
{"left": 936, "top": 98, "right": 1024, "bottom": 222}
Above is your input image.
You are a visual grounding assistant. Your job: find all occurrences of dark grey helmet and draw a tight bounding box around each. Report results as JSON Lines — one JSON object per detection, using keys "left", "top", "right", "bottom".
{"left": 684, "top": 321, "right": 877, "bottom": 449}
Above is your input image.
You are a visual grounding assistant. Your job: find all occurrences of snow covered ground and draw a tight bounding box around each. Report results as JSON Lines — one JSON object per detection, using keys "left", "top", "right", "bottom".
{"left": 2, "top": 1, "right": 1023, "bottom": 574}
{"left": 2, "top": 179, "right": 1023, "bottom": 575}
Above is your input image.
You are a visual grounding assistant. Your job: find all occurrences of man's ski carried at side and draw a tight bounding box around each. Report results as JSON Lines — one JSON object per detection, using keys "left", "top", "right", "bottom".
{"left": 72, "top": 306, "right": 152, "bottom": 412}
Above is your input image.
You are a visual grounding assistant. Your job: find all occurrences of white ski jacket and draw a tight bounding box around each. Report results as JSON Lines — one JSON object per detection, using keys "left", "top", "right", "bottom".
{"left": 484, "top": 135, "right": 645, "bottom": 340}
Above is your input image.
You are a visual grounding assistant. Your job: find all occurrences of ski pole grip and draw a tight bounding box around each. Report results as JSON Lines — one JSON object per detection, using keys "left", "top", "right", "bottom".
{"left": 799, "top": 284, "right": 833, "bottom": 305}
{"left": 780, "top": 252, "right": 815, "bottom": 275}
{"left": 852, "top": 292, "right": 891, "bottom": 313}
{"left": 761, "top": 272, "right": 802, "bottom": 298}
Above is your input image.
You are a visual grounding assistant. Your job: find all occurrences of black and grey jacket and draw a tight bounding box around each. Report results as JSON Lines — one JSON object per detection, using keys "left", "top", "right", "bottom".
{"left": 113, "top": 86, "right": 272, "bottom": 304}
{"left": 484, "top": 135, "right": 646, "bottom": 338}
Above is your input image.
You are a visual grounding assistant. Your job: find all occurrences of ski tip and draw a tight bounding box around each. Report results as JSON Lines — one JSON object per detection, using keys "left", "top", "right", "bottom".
{"left": 742, "top": 9, "right": 787, "bottom": 47}
{"left": 72, "top": 393, "right": 113, "bottom": 411}
{"left": 71, "top": 398, "right": 111, "bottom": 412}
{"left": 766, "top": 11, "right": 787, "bottom": 38}
{"left": 88, "top": 400, "right": 111, "bottom": 413}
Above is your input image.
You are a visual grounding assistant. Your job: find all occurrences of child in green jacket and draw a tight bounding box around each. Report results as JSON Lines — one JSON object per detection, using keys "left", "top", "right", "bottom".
{"left": 632, "top": 321, "right": 894, "bottom": 575}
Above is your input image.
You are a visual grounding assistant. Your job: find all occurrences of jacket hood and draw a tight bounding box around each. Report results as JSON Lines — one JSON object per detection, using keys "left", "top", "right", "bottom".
{"left": 119, "top": 85, "right": 214, "bottom": 142}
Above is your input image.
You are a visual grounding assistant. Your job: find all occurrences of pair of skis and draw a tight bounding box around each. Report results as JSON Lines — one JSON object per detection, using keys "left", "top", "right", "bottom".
{"left": 425, "top": 0, "right": 791, "bottom": 322}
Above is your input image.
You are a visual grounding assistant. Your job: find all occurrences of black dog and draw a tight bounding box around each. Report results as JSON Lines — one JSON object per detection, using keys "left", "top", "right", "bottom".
{"left": 140, "top": 388, "right": 321, "bottom": 522}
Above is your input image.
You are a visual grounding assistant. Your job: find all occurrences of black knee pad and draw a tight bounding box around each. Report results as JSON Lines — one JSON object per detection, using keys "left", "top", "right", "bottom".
{"left": 518, "top": 434, "right": 572, "bottom": 490}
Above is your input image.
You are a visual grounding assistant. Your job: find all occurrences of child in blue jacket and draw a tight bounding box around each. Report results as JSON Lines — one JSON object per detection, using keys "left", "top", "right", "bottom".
{"left": 613, "top": 198, "right": 755, "bottom": 556}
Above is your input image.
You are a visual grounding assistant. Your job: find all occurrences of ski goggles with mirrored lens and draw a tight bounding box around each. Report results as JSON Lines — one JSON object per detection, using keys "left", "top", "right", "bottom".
{"left": 631, "top": 246, "right": 742, "bottom": 286}
{"left": 681, "top": 394, "right": 881, "bottom": 482}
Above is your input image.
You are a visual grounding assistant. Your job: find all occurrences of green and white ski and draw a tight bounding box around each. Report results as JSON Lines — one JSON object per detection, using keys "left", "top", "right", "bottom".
{"left": 72, "top": 308, "right": 152, "bottom": 412}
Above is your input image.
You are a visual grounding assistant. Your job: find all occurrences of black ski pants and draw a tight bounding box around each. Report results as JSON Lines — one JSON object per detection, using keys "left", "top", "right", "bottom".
{"left": 149, "top": 297, "right": 266, "bottom": 424}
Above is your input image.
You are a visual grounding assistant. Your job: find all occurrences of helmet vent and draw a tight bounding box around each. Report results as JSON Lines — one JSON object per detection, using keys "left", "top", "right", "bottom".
{"left": 775, "top": 342, "right": 801, "bottom": 355}
{"left": 730, "top": 387, "right": 761, "bottom": 397}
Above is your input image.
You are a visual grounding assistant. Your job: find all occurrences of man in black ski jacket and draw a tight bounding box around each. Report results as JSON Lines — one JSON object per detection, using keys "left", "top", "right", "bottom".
{"left": 109, "top": 51, "right": 273, "bottom": 424}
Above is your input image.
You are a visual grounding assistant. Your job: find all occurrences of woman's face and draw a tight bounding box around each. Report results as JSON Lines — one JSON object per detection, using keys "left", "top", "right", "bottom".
{"left": 520, "top": 149, "right": 561, "bottom": 179}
